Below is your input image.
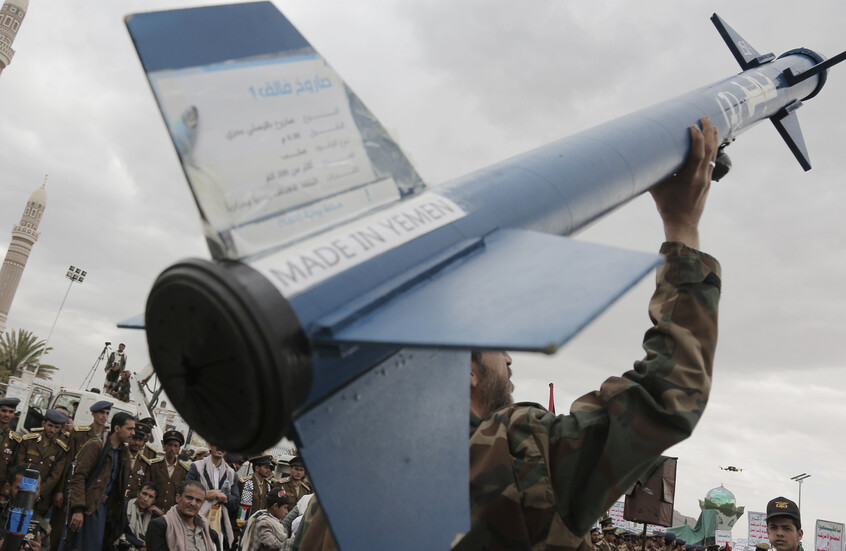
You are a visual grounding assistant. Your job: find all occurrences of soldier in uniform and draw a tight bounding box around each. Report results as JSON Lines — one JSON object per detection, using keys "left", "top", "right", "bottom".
{"left": 48, "top": 400, "right": 112, "bottom": 551}
{"left": 137, "top": 417, "right": 160, "bottom": 460}
{"left": 590, "top": 527, "right": 602, "bottom": 551}
{"left": 278, "top": 455, "right": 313, "bottom": 503}
{"left": 240, "top": 454, "right": 274, "bottom": 520}
{"left": 125, "top": 423, "right": 155, "bottom": 501}
{"left": 13, "top": 409, "right": 69, "bottom": 516}
{"left": 144, "top": 429, "right": 190, "bottom": 513}
{"left": 0, "top": 397, "right": 22, "bottom": 499}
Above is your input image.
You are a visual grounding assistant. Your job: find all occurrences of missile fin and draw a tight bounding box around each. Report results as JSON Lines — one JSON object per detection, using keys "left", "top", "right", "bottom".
{"left": 710, "top": 14, "right": 775, "bottom": 70}
{"left": 125, "top": 2, "right": 425, "bottom": 261}
{"left": 293, "top": 348, "right": 470, "bottom": 551}
{"left": 314, "top": 229, "right": 663, "bottom": 354}
{"left": 117, "top": 313, "right": 144, "bottom": 329}
{"left": 770, "top": 101, "right": 812, "bottom": 171}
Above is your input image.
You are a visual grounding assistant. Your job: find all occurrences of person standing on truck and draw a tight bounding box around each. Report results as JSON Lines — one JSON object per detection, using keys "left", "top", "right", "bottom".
{"left": 104, "top": 343, "right": 128, "bottom": 394}
{"left": 0, "top": 397, "right": 21, "bottom": 501}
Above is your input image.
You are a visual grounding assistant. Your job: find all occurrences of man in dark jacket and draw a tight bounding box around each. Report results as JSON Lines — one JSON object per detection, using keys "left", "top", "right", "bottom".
{"left": 58, "top": 412, "right": 134, "bottom": 551}
{"left": 145, "top": 480, "right": 220, "bottom": 551}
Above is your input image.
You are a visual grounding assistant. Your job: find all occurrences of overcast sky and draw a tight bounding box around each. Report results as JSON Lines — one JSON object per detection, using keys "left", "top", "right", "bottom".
{"left": 1, "top": 0, "right": 844, "bottom": 541}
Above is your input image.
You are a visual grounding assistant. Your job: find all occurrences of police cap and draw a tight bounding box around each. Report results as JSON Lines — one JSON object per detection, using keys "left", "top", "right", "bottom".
{"left": 89, "top": 400, "right": 113, "bottom": 413}
{"left": 289, "top": 455, "right": 305, "bottom": 467}
{"left": 0, "top": 397, "right": 20, "bottom": 409}
{"left": 249, "top": 454, "right": 274, "bottom": 467}
{"left": 162, "top": 430, "right": 185, "bottom": 446}
{"left": 664, "top": 533, "right": 677, "bottom": 543}
{"left": 44, "top": 409, "right": 69, "bottom": 425}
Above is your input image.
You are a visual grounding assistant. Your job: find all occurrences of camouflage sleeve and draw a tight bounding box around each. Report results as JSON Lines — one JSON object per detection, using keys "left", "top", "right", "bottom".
{"left": 552, "top": 242, "right": 720, "bottom": 534}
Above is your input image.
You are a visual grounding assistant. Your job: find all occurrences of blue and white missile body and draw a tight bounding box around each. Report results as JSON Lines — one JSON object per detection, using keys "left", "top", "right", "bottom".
{"left": 123, "top": 4, "right": 843, "bottom": 550}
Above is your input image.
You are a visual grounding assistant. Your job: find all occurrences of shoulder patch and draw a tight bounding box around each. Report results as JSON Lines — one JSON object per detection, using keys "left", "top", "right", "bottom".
{"left": 74, "top": 425, "right": 91, "bottom": 432}
{"left": 149, "top": 457, "right": 164, "bottom": 464}
{"left": 139, "top": 454, "right": 154, "bottom": 465}
{"left": 22, "top": 433, "right": 39, "bottom": 441}
{"left": 55, "top": 439, "right": 68, "bottom": 451}
{"left": 9, "top": 432, "right": 21, "bottom": 443}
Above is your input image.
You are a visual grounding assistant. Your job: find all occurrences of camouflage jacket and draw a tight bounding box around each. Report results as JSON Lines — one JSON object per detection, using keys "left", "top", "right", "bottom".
{"left": 456, "top": 243, "right": 721, "bottom": 551}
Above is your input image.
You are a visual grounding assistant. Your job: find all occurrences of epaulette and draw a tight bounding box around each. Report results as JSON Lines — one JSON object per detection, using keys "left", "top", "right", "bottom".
{"left": 55, "top": 438, "right": 68, "bottom": 452}
{"left": 179, "top": 460, "right": 192, "bottom": 471}
{"left": 302, "top": 481, "right": 314, "bottom": 492}
{"left": 277, "top": 475, "right": 291, "bottom": 484}
{"left": 22, "top": 433, "right": 39, "bottom": 441}
{"left": 9, "top": 432, "right": 21, "bottom": 443}
{"left": 30, "top": 427, "right": 44, "bottom": 433}
{"left": 148, "top": 457, "right": 164, "bottom": 464}
{"left": 239, "top": 476, "right": 251, "bottom": 483}
{"left": 74, "top": 425, "right": 91, "bottom": 432}
{"left": 139, "top": 454, "right": 154, "bottom": 465}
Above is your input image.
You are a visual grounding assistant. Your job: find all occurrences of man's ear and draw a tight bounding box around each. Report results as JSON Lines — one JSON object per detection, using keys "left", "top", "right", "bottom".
{"left": 469, "top": 363, "right": 480, "bottom": 390}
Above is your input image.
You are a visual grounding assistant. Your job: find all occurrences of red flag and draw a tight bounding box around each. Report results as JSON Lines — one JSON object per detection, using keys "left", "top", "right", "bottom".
{"left": 548, "top": 383, "right": 555, "bottom": 414}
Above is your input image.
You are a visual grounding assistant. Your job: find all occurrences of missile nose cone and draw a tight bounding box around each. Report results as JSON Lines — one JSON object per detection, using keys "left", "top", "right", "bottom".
{"left": 145, "top": 258, "right": 312, "bottom": 453}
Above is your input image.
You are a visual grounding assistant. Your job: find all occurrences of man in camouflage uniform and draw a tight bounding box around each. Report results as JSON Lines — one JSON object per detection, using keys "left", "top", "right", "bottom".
{"left": 0, "top": 397, "right": 22, "bottom": 500}
{"left": 144, "top": 429, "right": 190, "bottom": 513}
{"left": 125, "top": 423, "right": 155, "bottom": 501}
{"left": 13, "top": 409, "right": 69, "bottom": 516}
{"left": 279, "top": 456, "right": 313, "bottom": 504}
{"left": 455, "top": 118, "right": 722, "bottom": 550}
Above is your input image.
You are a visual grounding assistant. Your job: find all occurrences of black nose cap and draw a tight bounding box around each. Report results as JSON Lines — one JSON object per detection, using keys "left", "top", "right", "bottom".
{"left": 145, "top": 258, "right": 312, "bottom": 453}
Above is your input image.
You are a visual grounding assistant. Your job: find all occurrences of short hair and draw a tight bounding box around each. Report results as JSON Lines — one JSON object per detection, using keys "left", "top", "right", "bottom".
{"left": 139, "top": 481, "right": 159, "bottom": 496}
{"left": 470, "top": 350, "right": 483, "bottom": 366}
{"left": 8, "top": 463, "right": 40, "bottom": 485}
{"left": 267, "top": 488, "right": 292, "bottom": 508}
{"left": 111, "top": 412, "right": 134, "bottom": 432}
{"left": 177, "top": 480, "right": 206, "bottom": 496}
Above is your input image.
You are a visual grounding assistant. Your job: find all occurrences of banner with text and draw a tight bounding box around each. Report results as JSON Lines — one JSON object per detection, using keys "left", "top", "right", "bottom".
{"left": 748, "top": 512, "right": 769, "bottom": 545}
{"left": 816, "top": 520, "right": 844, "bottom": 551}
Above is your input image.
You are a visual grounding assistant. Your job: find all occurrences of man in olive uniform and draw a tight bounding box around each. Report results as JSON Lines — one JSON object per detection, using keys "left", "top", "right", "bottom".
{"left": 125, "top": 424, "right": 155, "bottom": 500}
{"left": 144, "top": 429, "right": 190, "bottom": 513}
{"left": 13, "top": 409, "right": 69, "bottom": 516}
{"left": 0, "top": 397, "right": 22, "bottom": 500}
{"left": 48, "top": 400, "right": 112, "bottom": 551}
{"left": 278, "top": 456, "right": 313, "bottom": 504}
{"left": 240, "top": 454, "right": 274, "bottom": 520}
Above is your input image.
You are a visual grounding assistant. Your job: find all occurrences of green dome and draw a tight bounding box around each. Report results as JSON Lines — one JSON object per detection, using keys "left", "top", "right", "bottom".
{"left": 705, "top": 485, "right": 736, "bottom": 505}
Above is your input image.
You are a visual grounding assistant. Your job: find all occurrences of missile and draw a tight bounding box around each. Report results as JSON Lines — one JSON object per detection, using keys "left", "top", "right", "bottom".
{"left": 123, "top": 4, "right": 843, "bottom": 550}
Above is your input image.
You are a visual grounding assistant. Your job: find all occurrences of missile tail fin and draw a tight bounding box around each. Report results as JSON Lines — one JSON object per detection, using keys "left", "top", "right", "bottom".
{"left": 293, "top": 348, "right": 470, "bottom": 551}
{"left": 771, "top": 101, "right": 812, "bottom": 171}
{"left": 126, "top": 2, "right": 425, "bottom": 261}
{"left": 710, "top": 14, "right": 775, "bottom": 70}
{"left": 315, "top": 229, "right": 663, "bottom": 354}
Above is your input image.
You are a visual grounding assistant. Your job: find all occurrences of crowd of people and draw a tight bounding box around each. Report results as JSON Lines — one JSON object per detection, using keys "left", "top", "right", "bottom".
{"left": 0, "top": 394, "right": 314, "bottom": 551}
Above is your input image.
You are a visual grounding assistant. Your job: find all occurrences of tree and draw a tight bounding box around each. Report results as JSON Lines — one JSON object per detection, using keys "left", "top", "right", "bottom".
{"left": 0, "top": 329, "right": 58, "bottom": 383}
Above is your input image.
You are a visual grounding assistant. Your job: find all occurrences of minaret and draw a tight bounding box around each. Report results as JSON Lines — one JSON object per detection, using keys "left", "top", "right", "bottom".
{"left": 0, "top": 178, "right": 46, "bottom": 333}
{"left": 0, "top": 0, "right": 28, "bottom": 76}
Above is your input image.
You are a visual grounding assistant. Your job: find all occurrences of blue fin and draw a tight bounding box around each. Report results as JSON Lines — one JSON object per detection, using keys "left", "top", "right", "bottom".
{"left": 314, "top": 229, "right": 663, "bottom": 354}
{"left": 125, "top": 2, "right": 424, "bottom": 260}
{"left": 294, "top": 348, "right": 470, "bottom": 551}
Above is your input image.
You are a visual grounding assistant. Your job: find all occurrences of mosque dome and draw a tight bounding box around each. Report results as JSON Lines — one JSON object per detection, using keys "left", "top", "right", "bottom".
{"left": 28, "top": 182, "right": 46, "bottom": 206}
{"left": 705, "top": 485, "right": 736, "bottom": 506}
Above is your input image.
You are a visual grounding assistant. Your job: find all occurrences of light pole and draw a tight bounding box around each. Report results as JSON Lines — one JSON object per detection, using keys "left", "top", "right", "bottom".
{"left": 45, "top": 265, "right": 86, "bottom": 348}
{"left": 790, "top": 473, "right": 811, "bottom": 509}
